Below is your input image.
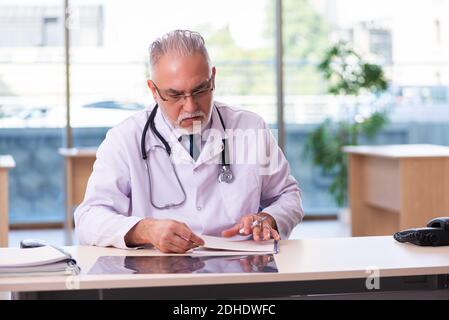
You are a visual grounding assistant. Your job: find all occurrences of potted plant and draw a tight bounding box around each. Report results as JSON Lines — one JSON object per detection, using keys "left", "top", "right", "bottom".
{"left": 304, "top": 41, "right": 389, "bottom": 208}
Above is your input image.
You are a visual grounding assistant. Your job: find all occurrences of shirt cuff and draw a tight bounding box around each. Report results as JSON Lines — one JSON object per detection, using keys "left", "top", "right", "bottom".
{"left": 115, "top": 216, "right": 144, "bottom": 249}
{"left": 260, "top": 206, "right": 288, "bottom": 240}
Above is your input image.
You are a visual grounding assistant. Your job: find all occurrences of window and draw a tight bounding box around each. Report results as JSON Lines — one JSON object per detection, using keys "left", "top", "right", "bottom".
{"left": 1, "top": 0, "right": 276, "bottom": 224}
{"left": 2, "top": 0, "right": 449, "bottom": 223}
{"left": 0, "top": 1, "right": 65, "bottom": 223}
{"left": 284, "top": 0, "right": 449, "bottom": 216}
{"left": 42, "top": 17, "right": 61, "bottom": 46}
{"left": 434, "top": 19, "right": 441, "bottom": 45}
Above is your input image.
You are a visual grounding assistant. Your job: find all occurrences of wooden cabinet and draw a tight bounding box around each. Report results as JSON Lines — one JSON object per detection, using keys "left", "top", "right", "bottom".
{"left": 0, "top": 155, "right": 15, "bottom": 247}
{"left": 59, "top": 148, "right": 97, "bottom": 245}
{"left": 343, "top": 144, "right": 449, "bottom": 236}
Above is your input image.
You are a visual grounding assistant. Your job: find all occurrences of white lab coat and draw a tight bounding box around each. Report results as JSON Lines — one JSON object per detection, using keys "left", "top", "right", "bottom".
{"left": 74, "top": 102, "right": 304, "bottom": 249}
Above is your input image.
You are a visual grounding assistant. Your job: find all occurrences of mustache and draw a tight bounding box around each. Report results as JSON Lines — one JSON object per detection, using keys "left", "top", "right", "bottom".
{"left": 176, "top": 111, "right": 206, "bottom": 125}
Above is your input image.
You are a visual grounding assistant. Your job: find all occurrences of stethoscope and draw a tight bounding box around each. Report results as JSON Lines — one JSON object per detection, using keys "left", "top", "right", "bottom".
{"left": 140, "top": 104, "right": 233, "bottom": 209}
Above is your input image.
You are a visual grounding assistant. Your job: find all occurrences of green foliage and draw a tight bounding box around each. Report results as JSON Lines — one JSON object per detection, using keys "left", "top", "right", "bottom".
{"left": 267, "top": 0, "right": 331, "bottom": 95}
{"left": 265, "top": 0, "right": 330, "bottom": 58}
{"left": 304, "top": 112, "right": 388, "bottom": 206}
{"left": 196, "top": 0, "right": 331, "bottom": 95}
{"left": 317, "top": 42, "right": 388, "bottom": 96}
{"left": 305, "top": 42, "right": 389, "bottom": 206}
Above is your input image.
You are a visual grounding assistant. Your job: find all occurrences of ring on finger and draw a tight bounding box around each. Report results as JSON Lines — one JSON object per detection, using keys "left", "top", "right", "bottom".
{"left": 262, "top": 222, "right": 272, "bottom": 231}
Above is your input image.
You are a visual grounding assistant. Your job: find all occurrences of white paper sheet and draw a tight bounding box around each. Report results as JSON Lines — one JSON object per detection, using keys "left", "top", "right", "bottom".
{"left": 198, "top": 235, "right": 276, "bottom": 253}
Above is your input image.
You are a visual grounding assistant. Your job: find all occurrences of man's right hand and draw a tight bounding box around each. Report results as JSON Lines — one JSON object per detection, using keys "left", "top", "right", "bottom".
{"left": 124, "top": 218, "right": 204, "bottom": 253}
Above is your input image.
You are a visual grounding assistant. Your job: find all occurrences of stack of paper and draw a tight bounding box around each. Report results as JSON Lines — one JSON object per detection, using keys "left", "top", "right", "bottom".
{"left": 197, "top": 235, "right": 278, "bottom": 254}
{"left": 0, "top": 246, "right": 80, "bottom": 277}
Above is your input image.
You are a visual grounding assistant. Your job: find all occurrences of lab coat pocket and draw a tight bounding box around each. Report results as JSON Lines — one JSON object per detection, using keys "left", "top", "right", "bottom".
{"left": 218, "top": 165, "right": 261, "bottom": 223}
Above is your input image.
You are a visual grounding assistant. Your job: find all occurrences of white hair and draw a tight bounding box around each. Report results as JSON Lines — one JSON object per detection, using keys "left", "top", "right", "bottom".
{"left": 149, "top": 30, "right": 211, "bottom": 73}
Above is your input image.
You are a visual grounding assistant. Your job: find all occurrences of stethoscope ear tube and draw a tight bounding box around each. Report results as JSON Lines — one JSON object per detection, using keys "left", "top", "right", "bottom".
{"left": 141, "top": 104, "right": 171, "bottom": 160}
{"left": 140, "top": 108, "right": 153, "bottom": 160}
{"left": 216, "top": 107, "right": 231, "bottom": 170}
{"left": 142, "top": 103, "right": 233, "bottom": 184}
{"left": 142, "top": 103, "right": 234, "bottom": 210}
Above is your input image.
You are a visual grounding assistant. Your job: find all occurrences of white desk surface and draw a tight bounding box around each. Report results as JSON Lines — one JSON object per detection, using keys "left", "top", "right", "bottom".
{"left": 1, "top": 236, "right": 449, "bottom": 292}
{"left": 342, "top": 144, "right": 449, "bottom": 158}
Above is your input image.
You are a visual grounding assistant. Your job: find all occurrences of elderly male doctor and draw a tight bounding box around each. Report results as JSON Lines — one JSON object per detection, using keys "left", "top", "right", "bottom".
{"left": 75, "top": 30, "right": 304, "bottom": 253}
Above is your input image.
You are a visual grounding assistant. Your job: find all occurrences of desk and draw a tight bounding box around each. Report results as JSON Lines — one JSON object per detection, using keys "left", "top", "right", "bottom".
{"left": 1, "top": 237, "right": 449, "bottom": 299}
{"left": 59, "top": 148, "right": 97, "bottom": 245}
{"left": 0, "top": 155, "right": 15, "bottom": 247}
{"left": 343, "top": 144, "right": 449, "bottom": 237}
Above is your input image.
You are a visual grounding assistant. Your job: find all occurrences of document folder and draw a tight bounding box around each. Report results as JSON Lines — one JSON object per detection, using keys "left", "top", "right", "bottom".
{"left": 0, "top": 246, "right": 80, "bottom": 277}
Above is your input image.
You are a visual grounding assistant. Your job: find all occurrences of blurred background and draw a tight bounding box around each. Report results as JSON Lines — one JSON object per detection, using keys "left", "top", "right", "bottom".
{"left": 0, "top": 0, "right": 448, "bottom": 231}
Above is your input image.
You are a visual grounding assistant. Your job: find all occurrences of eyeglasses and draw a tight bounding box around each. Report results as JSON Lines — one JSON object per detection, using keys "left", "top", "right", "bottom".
{"left": 152, "top": 78, "right": 214, "bottom": 104}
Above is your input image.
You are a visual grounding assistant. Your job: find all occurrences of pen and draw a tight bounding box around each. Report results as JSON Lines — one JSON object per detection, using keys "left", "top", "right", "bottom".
{"left": 274, "top": 240, "right": 279, "bottom": 254}
{"left": 239, "top": 216, "right": 268, "bottom": 234}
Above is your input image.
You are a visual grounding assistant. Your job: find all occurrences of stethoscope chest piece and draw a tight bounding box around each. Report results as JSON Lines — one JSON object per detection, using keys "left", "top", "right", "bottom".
{"left": 218, "top": 165, "right": 233, "bottom": 183}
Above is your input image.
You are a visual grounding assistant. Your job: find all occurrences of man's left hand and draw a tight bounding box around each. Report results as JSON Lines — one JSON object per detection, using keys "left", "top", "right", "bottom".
{"left": 221, "top": 212, "right": 280, "bottom": 241}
